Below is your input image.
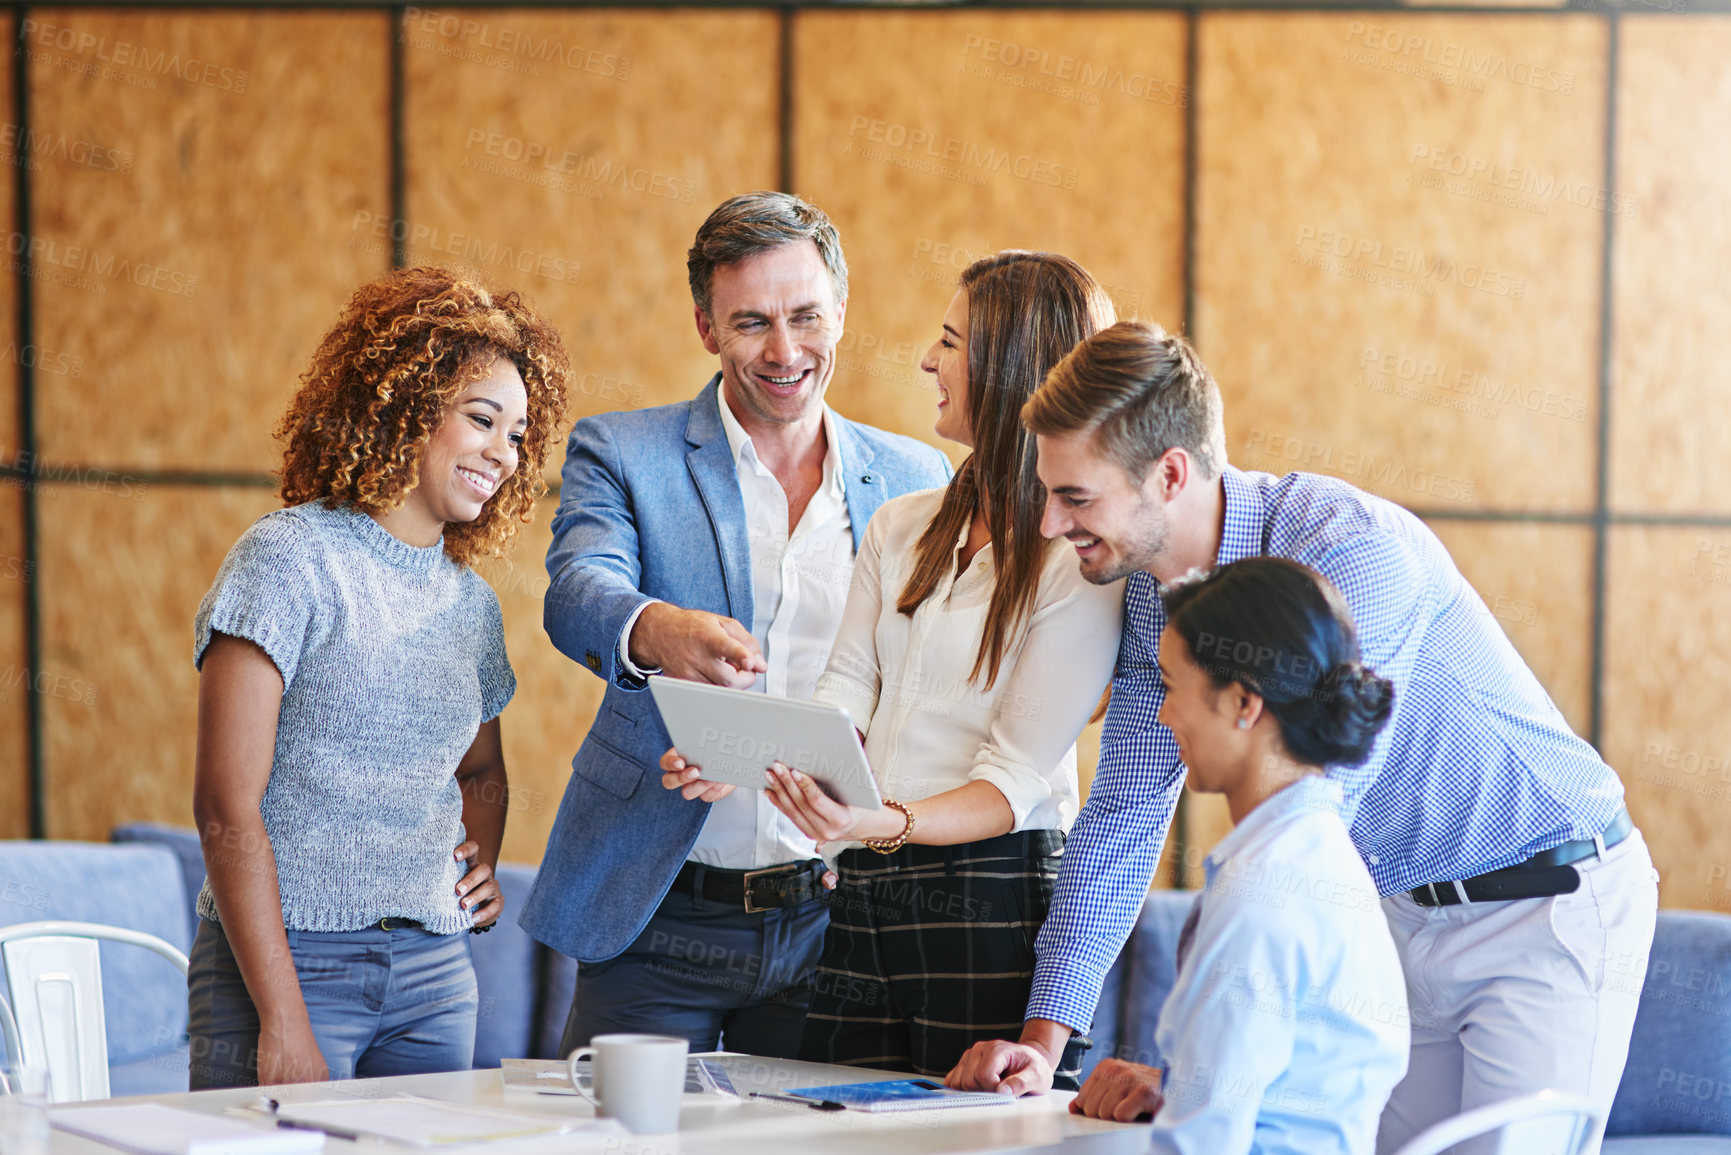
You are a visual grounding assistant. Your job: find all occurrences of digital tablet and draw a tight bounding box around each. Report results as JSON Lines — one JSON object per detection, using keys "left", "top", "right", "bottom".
{"left": 647, "top": 676, "right": 882, "bottom": 810}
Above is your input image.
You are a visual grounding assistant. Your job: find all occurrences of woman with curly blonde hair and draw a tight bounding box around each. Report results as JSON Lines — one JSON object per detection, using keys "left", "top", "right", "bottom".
{"left": 186, "top": 267, "right": 569, "bottom": 1089}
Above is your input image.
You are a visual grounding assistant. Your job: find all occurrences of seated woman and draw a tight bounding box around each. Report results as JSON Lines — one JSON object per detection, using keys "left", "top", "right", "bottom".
{"left": 1117, "top": 556, "right": 1408, "bottom": 1155}
{"left": 188, "top": 267, "right": 569, "bottom": 1088}
{"left": 666, "top": 250, "right": 1123, "bottom": 1082}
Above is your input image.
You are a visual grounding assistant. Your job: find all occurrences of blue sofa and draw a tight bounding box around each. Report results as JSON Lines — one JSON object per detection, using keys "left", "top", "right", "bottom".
{"left": 107, "top": 823, "right": 576, "bottom": 1072}
{"left": 1083, "top": 890, "right": 1731, "bottom": 1153}
{"left": 7, "top": 826, "right": 1727, "bottom": 1154}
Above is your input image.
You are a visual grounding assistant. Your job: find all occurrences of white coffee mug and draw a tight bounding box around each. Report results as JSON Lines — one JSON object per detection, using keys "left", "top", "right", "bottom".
{"left": 567, "top": 1033, "right": 688, "bottom": 1134}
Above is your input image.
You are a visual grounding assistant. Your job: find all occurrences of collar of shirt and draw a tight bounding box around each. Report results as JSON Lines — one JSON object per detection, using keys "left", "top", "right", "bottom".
{"left": 715, "top": 386, "right": 846, "bottom": 503}
{"left": 1214, "top": 465, "right": 1265, "bottom": 569}
{"left": 1202, "top": 774, "right": 1347, "bottom": 888}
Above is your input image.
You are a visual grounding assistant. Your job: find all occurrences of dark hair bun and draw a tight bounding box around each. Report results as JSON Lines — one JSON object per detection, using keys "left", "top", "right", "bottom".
{"left": 1160, "top": 557, "right": 1397, "bottom": 769}
{"left": 1307, "top": 662, "right": 1395, "bottom": 767}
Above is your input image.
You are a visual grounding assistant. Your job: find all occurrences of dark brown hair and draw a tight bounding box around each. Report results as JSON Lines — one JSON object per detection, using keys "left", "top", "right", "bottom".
{"left": 1161, "top": 557, "right": 1394, "bottom": 768}
{"left": 897, "top": 252, "right": 1115, "bottom": 688}
{"left": 686, "top": 191, "right": 848, "bottom": 316}
{"left": 276, "top": 266, "right": 570, "bottom": 567}
{"left": 1023, "top": 319, "right": 1226, "bottom": 483}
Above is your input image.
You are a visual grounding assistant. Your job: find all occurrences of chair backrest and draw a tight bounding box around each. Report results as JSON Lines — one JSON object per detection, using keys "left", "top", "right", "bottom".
{"left": 0, "top": 921, "right": 189, "bottom": 1104}
{"left": 0, "top": 841, "right": 192, "bottom": 1088}
{"left": 1391, "top": 1092, "right": 1602, "bottom": 1155}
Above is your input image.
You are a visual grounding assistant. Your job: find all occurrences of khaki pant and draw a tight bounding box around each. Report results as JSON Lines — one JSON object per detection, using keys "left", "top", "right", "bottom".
{"left": 1375, "top": 828, "right": 1660, "bottom": 1155}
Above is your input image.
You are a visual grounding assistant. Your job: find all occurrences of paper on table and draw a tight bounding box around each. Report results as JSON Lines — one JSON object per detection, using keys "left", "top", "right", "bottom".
{"left": 272, "top": 1096, "right": 619, "bottom": 1148}
{"left": 50, "top": 1102, "right": 324, "bottom": 1155}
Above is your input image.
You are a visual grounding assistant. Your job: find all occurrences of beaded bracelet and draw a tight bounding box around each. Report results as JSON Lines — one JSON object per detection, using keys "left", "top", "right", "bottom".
{"left": 862, "top": 799, "right": 915, "bottom": 855}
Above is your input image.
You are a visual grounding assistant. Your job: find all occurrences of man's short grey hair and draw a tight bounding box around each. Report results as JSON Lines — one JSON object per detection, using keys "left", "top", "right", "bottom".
{"left": 687, "top": 191, "right": 849, "bottom": 316}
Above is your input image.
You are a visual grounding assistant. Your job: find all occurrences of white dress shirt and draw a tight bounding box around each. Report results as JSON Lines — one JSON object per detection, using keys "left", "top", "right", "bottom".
{"left": 621, "top": 388, "right": 852, "bottom": 869}
{"left": 812, "top": 489, "right": 1123, "bottom": 849}
{"left": 1149, "top": 775, "right": 1410, "bottom": 1155}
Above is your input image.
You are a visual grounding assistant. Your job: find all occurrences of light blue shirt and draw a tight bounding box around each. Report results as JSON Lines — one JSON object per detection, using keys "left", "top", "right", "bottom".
{"left": 1148, "top": 775, "right": 1409, "bottom": 1155}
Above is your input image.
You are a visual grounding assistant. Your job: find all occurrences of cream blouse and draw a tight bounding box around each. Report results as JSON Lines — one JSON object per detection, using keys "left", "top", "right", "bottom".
{"left": 812, "top": 488, "right": 1125, "bottom": 839}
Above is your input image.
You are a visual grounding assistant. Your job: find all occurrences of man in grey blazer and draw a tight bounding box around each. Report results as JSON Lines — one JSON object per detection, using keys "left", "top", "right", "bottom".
{"left": 520, "top": 192, "right": 952, "bottom": 1058}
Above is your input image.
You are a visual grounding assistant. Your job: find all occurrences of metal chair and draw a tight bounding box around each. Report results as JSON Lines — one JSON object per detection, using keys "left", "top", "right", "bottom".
{"left": 1391, "top": 1091, "right": 1603, "bottom": 1155}
{"left": 0, "top": 920, "right": 190, "bottom": 1103}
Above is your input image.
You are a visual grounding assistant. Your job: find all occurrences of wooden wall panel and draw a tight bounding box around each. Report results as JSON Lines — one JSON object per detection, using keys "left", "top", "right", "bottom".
{"left": 1426, "top": 520, "right": 1593, "bottom": 735}
{"left": 403, "top": 8, "right": 779, "bottom": 480}
{"left": 37, "top": 485, "right": 278, "bottom": 839}
{"left": 473, "top": 499, "right": 602, "bottom": 865}
{"left": 0, "top": 11, "right": 22, "bottom": 840}
{"left": 0, "top": 485, "right": 28, "bottom": 840}
{"left": 1199, "top": 14, "right": 1605, "bottom": 514}
{"left": 0, "top": 8, "right": 16, "bottom": 460}
{"left": 793, "top": 11, "right": 1186, "bottom": 461}
{"left": 1603, "top": 526, "right": 1731, "bottom": 914}
{"left": 1610, "top": 17, "right": 1731, "bottom": 516}
{"left": 28, "top": 10, "right": 390, "bottom": 473}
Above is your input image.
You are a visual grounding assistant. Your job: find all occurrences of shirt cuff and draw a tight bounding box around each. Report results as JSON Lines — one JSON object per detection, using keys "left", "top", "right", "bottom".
{"left": 1026, "top": 961, "right": 1108, "bottom": 1036}
{"left": 617, "top": 599, "right": 663, "bottom": 681}
{"left": 967, "top": 765, "right": 1047, "bottom": 832}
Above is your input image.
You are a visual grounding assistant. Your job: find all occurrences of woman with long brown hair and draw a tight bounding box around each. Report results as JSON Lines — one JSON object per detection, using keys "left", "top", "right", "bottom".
{"left": 187, "top": 267, "right": 568, "bottom": 1088}
{"left": 665, "top": 252, "right": 1123, "bottom": 1081}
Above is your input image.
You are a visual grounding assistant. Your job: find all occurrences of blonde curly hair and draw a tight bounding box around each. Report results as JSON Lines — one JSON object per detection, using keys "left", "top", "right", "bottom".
{"left": 276, "top": 267, "right": 570, "bottom": 567}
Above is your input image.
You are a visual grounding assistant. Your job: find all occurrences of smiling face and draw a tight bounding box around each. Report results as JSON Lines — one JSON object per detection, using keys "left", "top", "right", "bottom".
{"left": 1156, "top": 625, "right": 1251, "bottom": 795}
{"left": 922, "top": 289, "right": 972, "bottom": 448}
{"left": 695, "top": 240, "right": 846, "bottom": 436}
{"left": 403, "top": 357, "right": 528, "bottom": 531}
{"left": 1036, "top": 429, "right": 1173, "bottom": 584}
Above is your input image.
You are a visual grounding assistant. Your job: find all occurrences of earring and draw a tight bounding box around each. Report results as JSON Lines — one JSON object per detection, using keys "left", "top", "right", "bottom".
{"left": 1236, "top": 718, "right": 1250, "bottom": 730}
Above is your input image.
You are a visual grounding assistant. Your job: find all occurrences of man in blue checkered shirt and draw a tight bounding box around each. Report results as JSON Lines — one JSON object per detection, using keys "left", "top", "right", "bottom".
{"left": 947, "top": 321, "right": 1658, "bottom": 1153}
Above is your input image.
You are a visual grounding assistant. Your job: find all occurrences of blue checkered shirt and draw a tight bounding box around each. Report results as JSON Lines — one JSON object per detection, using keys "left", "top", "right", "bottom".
{"left": 1027, "top": 466, "right": 1626, "bottom": 1032}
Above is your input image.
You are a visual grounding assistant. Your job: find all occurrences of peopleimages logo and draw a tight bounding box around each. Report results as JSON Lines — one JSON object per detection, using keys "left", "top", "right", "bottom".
{"left": 1342, "top": 22, "right": 1574, "bottom": 95}
{"left": 959, "top": 34, "right": 1187, "bottom": 108}
{"left": 1409, "top": 145, "right": 1637, "bottom": 219}
{"left": 402, "top": 7, "right": 630, "bottom": 79}
{"left": 1294, "top": 226, "right": 1527, "bottom": 301}
{"left": 844, "top": 117, "right": 1079, "bottom": 190}
{"left": 19, "top": 17, "right": 249, "bottom": 92}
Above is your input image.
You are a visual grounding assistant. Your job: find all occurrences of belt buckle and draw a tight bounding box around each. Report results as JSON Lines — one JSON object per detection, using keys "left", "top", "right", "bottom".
{"left": 742, "top": 866, "right": 786, "bottom": 914}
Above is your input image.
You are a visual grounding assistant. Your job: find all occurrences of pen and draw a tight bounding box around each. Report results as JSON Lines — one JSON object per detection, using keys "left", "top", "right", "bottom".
{"left": 260, "top": 1097, "right": 365, "bottom": 1141}
{"left": 749, "top": 1091, "right": 846, "bottom": 1111}
{"left": 277, "top": 1118, "right": 365, "bottom": 1141}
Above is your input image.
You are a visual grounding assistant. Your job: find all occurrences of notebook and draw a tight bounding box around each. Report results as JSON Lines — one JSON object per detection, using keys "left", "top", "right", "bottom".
{"left": 49, "top": 1103, "right": 324, "bottom": 1155}
{"left": 781, "top": 1078, "right": 1017, "bottom": 1113}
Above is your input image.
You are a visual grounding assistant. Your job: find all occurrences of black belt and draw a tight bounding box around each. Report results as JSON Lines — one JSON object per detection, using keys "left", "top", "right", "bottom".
{"left": 670, "top": 859, "right": 828, "bottom": 914}
{"left": 1411, "top": 807, "right": 1633, "bottom": 907}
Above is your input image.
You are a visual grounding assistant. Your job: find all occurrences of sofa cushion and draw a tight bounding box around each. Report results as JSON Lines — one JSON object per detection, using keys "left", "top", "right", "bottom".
{"left": 471, "top": 863, "right": 541, "bottom": 1068}
{"left": 111, "top": 824, "right": 206, "bottom": 921}
{"left": 536, "top": 950, "right": 579, "bottom": 1060}
{"left": 1608, "top": 910, "right": 1731, "bottom": 1138}
{"left": 0, "top": 840, "right": 191, "bottom": 1082}
{"left": 1082, "top": 888, "right": 1195, "bottom": 1079}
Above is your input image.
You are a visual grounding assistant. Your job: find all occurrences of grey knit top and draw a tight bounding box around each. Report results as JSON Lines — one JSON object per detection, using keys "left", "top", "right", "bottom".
{"left": 192, "top": 501, "right": 515, "bottom": 935}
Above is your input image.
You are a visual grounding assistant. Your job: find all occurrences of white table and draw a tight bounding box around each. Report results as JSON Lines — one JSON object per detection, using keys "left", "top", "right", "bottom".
{"left": 46, "top": 1055, "right": 1150, "bottom": 1154}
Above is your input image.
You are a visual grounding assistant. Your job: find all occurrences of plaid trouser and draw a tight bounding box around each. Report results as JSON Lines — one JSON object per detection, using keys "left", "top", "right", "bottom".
{"left": 799, "top": 829, "right": 1085, "bottom": 1085}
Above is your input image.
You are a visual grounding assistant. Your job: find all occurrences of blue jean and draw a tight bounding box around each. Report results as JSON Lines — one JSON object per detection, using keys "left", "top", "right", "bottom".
{"left": 560, "top": 886, "right": 828, "bottom": 1060}
{"left": 186, "top": 917, "right": 477, "bottom": 1089}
